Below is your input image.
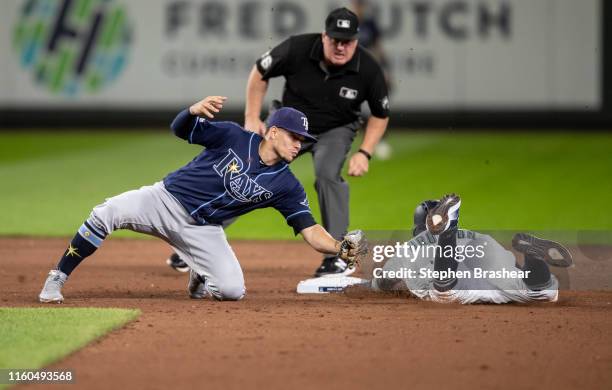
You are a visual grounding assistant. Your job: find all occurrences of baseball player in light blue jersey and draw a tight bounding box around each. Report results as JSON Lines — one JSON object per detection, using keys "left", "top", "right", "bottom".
{"left": 371, "top": 194, "right": 573, "bottom": 304}
{"left": 39, "top": 96, "right": 366, "bottom": 303}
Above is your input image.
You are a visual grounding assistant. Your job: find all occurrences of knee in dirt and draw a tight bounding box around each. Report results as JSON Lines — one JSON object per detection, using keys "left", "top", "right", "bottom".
{"left": 210, "top": 281, "right": 246, "bottom": 301}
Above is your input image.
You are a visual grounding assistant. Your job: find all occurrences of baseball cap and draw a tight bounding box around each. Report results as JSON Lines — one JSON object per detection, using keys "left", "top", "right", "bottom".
{"left": 267, "top": 107, "right": 317, "bottom": 142}
{"left": 325, "top": 7, "right": 359, "bottom": 40}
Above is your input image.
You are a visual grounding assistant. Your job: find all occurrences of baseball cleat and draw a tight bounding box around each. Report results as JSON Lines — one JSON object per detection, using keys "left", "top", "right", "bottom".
{"left": 188, "top": 269, "right": 208, "bottom": 299}
{"left": 167, "top": 253, "right": 190, "bottom": 273}
{"left": 426, "top": 194, "right": 461, "bottom": 235}
{"left": 314, "top": 257, "right": 356, "bottom": 278}
{"left": 39, "top": 269, "right": 68, "bottom": 303}
{"left": 512, "top": 233, "right": 573, "bottom": 268}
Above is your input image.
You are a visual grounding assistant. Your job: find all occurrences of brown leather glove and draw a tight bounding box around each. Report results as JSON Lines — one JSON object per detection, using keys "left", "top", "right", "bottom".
{"left": 338, "top": 230, "right": 369, "bottom": 269}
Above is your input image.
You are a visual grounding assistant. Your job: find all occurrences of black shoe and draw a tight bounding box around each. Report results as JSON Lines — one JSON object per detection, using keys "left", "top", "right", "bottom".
{"left": 512, "top": 233, "right": 573, "bottom": 268}
{"left": 166, "top": 253, "right": 189, "bottom": 273}
{"left": 314, "top": 257, "right": 355, "bottom": 277}
{"left": 188, "top": 269, "right": 208, "bottom": 299}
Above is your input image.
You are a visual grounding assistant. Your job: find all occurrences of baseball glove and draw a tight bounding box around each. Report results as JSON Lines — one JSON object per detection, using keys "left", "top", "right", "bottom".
{"left": 338, "top": 230, "right": 369, "bottom": 269}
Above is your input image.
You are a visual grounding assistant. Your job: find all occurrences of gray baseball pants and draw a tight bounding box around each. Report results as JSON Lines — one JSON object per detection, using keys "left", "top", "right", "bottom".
{"left": 89, "top": 182, "right": 245, "bottom": 300}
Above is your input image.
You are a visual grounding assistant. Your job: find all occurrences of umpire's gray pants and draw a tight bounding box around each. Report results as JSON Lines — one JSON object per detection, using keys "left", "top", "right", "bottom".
{"left": 88, "top": 182, "right": 245, "bottom": 301}
{"left": 300, "top": 122, "right": 359, "bottom": 241}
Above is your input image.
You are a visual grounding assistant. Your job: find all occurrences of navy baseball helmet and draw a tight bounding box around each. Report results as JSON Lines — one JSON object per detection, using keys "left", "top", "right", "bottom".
{"left": 267, "top": 107, "right": 317, "bottom": 142}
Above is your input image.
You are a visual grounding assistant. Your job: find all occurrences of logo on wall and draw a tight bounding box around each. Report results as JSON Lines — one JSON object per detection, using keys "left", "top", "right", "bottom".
{"left": 12, "top": 0, "right": 132, "bottom": 96}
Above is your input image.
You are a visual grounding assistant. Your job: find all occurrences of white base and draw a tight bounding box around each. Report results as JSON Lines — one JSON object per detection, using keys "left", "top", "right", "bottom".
{"left": 296, "top": 276, "right": 368, "bottom": 294}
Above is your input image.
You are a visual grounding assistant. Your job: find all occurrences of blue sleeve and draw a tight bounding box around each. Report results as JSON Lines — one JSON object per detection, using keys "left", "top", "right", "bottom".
{"left": 274, "top": 180, "right": 316, "bottom": 235}
{"left": 170, "top": 108, "right": 242, "bottom": 149}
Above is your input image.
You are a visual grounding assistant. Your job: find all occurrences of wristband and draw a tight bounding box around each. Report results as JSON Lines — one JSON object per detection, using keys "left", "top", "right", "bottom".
{"left": 358, "top": 149, "right": 372, "bottom": 160}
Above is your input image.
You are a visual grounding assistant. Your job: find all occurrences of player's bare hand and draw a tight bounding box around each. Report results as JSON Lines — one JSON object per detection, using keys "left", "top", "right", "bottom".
{"left": 348, "top": 152, "right": 369, "bottom": 176}
{"left": 244, "top": 117, "right": 267, "bottom": 136}
{"left": 189, "top": 96, "right": 227, "bottom": 118}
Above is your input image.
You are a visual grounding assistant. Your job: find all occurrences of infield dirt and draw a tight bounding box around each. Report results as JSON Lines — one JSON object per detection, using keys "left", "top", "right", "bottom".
{"left": 2, "top": 238, "right": 611, "bottom": 390}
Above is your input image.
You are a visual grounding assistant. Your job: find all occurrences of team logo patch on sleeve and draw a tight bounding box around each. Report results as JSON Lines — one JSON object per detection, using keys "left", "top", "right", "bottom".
{"left": 260, "top": 51, "right": 272, "bottom": 70}
{"left": 381, "top": 96, "right": 390, "bottom": 110}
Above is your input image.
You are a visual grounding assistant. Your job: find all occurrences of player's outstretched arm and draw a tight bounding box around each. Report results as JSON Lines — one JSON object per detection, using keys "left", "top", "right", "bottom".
{"left": 300, "top": 226, "right": 367, "bottom": 268}
{"left": 299, "top": 224, "right": 341, "bottom": 256}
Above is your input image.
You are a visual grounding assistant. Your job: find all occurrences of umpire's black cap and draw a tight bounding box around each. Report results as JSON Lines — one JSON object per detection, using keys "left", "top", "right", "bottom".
{"left": 325, "top": 7, "right": 359, "bottom": 40}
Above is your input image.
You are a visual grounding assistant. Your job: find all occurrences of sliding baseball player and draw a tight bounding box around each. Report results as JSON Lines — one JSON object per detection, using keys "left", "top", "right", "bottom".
{"left": 370, "top": 194, "right": 573, "bottom": 304}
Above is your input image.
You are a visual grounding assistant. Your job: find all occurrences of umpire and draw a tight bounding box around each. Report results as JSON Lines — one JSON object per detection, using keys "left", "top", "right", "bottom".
{"left": 245, "top": 7, "right": 390, "bottom": 276}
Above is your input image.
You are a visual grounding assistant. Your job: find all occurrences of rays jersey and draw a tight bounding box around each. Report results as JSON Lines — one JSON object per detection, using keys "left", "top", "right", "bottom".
{"left": 163, "top": 109, "right": 315, "bottom": 234}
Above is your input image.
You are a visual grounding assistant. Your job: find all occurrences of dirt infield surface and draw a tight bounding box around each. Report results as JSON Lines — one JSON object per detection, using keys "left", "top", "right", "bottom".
{"left": 2, "top": 238, "right": 611, "bottom": 390}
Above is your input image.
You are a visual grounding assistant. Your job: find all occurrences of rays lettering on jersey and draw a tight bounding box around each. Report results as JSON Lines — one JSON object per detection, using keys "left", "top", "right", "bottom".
{"left": 213, "top": 149, "right": 273, "bottom": 203}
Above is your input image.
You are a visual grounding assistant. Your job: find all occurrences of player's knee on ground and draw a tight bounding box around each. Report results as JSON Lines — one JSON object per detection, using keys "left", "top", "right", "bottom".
{"left": 208, "top": 280, "right": 246, "bottom": 301}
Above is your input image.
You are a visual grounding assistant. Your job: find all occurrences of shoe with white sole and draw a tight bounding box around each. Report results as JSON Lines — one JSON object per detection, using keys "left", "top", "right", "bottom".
{"left": 39, "top": 269, "right": 68, "bottom": 303}
{"left": 314, "top": 257, "right": 356, "bottom": 277}
{"left": 167, "top": 253, "right": 190, "bottom": 273}
{"left": 512, "top": 233, "right": 573, "bottom": 268}
{"left": 426, "top": 194, "right": 461, "bottom": 235}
